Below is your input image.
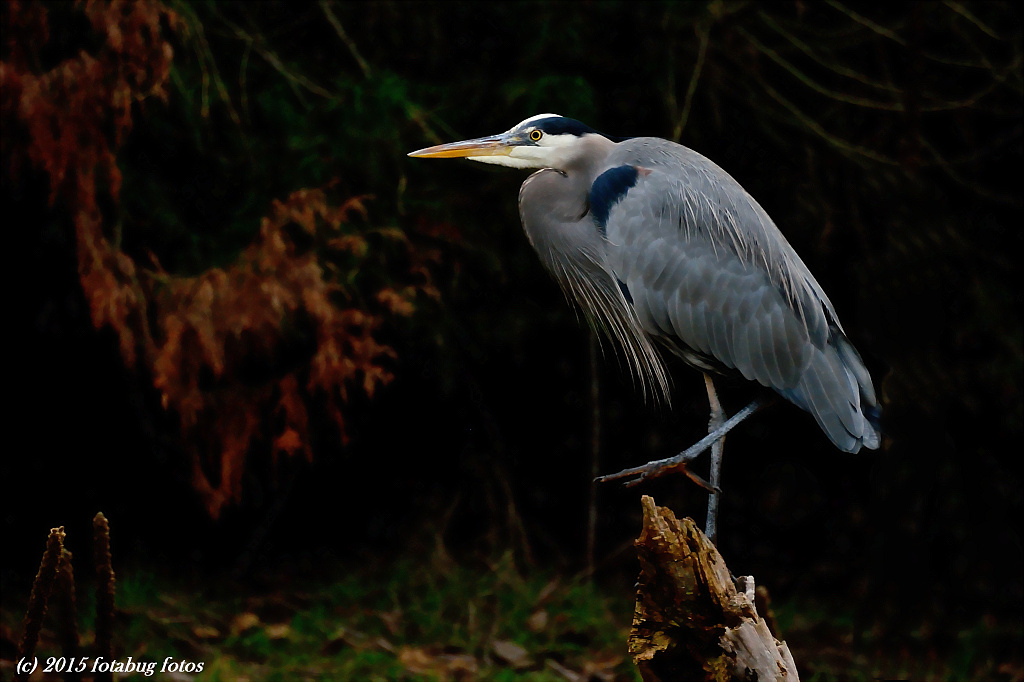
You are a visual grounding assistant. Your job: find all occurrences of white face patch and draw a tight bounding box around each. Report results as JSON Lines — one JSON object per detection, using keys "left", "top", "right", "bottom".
{"left": 508, "top": 113, "right": 563, "bottom": 132}
{"left": 467, "top": 154, "right": 544, "bottom": 169}
{"left": 465, "top": 114, "right": 606, "bottom": 169}
{"left": 468, "top": 131, "right": 594, "bottom": 169}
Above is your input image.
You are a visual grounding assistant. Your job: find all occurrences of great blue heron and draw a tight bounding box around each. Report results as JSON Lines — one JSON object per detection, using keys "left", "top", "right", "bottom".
{"left": 409, "top": 114, "right": 881, "bottom": 540}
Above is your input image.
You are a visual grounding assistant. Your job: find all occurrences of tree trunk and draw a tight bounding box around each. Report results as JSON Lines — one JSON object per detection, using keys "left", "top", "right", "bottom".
{"left": 630, "top": 495, "right": 799, "bottom": 681}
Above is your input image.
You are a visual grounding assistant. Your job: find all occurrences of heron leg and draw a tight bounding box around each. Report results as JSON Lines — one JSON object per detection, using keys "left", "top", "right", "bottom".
{"left": 594, "top": 397, "right": 767, "bottom": 488}
{"left": 704, "top": 374, "right": 725, "bottom": 544}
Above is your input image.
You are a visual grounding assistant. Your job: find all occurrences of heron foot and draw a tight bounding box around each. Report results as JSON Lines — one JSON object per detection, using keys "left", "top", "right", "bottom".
{"left": 594, "top": 398, "right": 766, "bottom": 488}
{"left": 594, "top": 445, "right": 720, "bottom": 489}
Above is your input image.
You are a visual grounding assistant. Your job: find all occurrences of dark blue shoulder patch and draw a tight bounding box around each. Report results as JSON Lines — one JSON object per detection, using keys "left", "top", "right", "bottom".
{"left": 590, "top": 165, "right": 640, "bottom": 233}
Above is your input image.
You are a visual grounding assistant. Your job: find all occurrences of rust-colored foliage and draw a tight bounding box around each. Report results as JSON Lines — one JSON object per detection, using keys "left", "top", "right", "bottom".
{"left": 153, "top": 190, "right": 435, "bottom": 517}
{"left": 2, "top": 0, "right": 438, "bottom": 518}
{"left": 2, "top": 0, "right": 174, "bottom": 367}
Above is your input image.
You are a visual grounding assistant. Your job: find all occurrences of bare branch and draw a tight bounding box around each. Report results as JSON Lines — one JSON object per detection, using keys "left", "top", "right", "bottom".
{"left": 672, "top": 20, "right": 710, "bottom": 142}
{"left": 737, "top": 26, "right": 905, "bottom": 111}
{"left": 172, "top": 1, "right": 244, "bottom": 128}
{"left": 825, "top": 0, "right": 907, "bottom": 45}
{"left": 208, "top": 6, "right": 335, "bottom": 102}
{"left": 239, "top": 39, "right": 252, "bottom": 123}
{"left": 755, "top": 79, "right": 901, "bottom": 166}
{"left": 757, "top": 11, "right": 901, "bottom": 93}
{"left": 944, "top": 1, "right": 1001, "bottom": 40}
{"left": 920, "top": 136, "right": 1024, "bottom": 208}
{"left": 320, "top": 1, "right": 373, "bottom": 80}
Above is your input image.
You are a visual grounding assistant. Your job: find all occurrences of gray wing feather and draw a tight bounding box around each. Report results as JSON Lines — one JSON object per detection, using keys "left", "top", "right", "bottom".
{"left": 602, "top": 138, "right": 880, "bottom": 452}
{"left": 761, "top": 304, "right": 786, "bottom": 388}
{"left": 802, "top": 360, "right": 857, "bottom": 452}
{"left": 706, "top": 280, "right": 733, "bottom": 367}
{"left": 835, "top": 333, "right": 878, "bottom": 407}
{"left": 730, "top": 294, "right": 753, "bottom": 376}
{"left": 519, "top": 168, "right": 673, "bottom": 404}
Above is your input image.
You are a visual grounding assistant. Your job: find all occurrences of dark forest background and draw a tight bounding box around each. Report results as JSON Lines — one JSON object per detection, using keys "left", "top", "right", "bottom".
{"left": 2, "top": 0, "right": 1021, "bottom": 678}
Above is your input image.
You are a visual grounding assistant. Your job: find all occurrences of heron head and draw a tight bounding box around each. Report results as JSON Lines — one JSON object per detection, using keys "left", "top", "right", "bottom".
{"left": 408, "top": 114, "right": 607, "bottom": 170}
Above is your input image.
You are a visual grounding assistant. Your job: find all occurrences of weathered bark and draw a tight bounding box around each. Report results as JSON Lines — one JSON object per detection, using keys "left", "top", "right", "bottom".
{"left": 93, "top": 513, "right": 116, "bottom": 682}
{"left": 17, "top": 527, "right": 65, "bottom": 682}
{"left": 630, "top": 495, "right": 799, "bottom": 681}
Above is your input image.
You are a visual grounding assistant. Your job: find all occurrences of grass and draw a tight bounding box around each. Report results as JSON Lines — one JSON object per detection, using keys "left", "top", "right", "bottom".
{"left": 2, "top": 550, "right": 1020, "bottom": 680}
{"left": 2, "top": 550, "right": 638, "bottom": 681}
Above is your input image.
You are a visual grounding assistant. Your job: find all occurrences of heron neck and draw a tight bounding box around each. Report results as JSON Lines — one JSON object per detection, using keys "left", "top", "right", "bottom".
{"left": 563, "top": 133, "right": 617, "bottom": 184}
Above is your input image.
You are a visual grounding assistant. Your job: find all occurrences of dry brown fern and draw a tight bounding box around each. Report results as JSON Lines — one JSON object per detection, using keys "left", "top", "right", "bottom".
{"left": 2, "top": 0, "right": 439, "bottom": 518}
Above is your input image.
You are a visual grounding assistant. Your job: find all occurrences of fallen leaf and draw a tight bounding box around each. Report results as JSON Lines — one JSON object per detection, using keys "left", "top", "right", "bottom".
{"left": 581, "top": 652, "right": 623, "bottom": 682}
{"left": 230, "top": 612, "right": 260, "bottom": 636}
{"left": 439, "top": 653, "right": 478, "bottom": 679}
{"left": 535, "top": 578, "right": 561, "bottom": 604}
{"left": 191, "top": 624, "right": 220, "bottom": 639}
{"left": 492, "top": 639, "right": 532, "bottom": 669}
{"left": 398, "top": 645, "right": 479, "bottom": 680}
{"left": 265, "top": 623, "right": 290, "bottom": 640}
{"left": 378, "top": 608, "right": 403, "bottom": 635}
{"left": 374, "top": 636, "right": 397, "bottom": 653}
{"left": 546, "top": 659, "right": 583, "bottom": 682}
{"left": 527, "top": 609, "right": 549, "bottom": 633}
{"left": 399, "top": 646, "right": 438, "bottom": 675}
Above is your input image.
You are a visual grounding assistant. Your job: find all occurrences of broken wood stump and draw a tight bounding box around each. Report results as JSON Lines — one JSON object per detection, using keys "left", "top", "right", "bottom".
{"left": 630, "top": 495, "right": 799, "bottom": 681}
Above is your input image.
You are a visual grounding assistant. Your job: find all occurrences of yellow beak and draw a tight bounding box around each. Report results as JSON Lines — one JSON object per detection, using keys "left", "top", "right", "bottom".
{"left": 408, "top": 134, "right": 514, "bottom": 159}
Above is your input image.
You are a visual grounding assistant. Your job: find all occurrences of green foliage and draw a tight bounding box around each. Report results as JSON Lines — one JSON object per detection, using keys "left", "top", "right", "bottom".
{"left": 5, "top": 555, "right": 1017, "bottom": 681}
{"left": 51, "top": 556, "right": 639, "bottom": 680}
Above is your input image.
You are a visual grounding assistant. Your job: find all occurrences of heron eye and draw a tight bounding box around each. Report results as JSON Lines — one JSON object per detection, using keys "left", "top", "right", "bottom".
{"left": 529, "top": 129, "right": 543, "bottom": 142}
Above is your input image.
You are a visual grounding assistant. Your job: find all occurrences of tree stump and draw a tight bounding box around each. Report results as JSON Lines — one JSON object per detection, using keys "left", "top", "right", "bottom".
{"left": 630, "top": 495, "right": 799, "bottom": 681}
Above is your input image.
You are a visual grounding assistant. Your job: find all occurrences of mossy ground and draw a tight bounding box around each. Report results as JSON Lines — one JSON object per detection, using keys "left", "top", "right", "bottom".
{"left": 2, "top": 551, "right": 1019, "bottom": 680}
